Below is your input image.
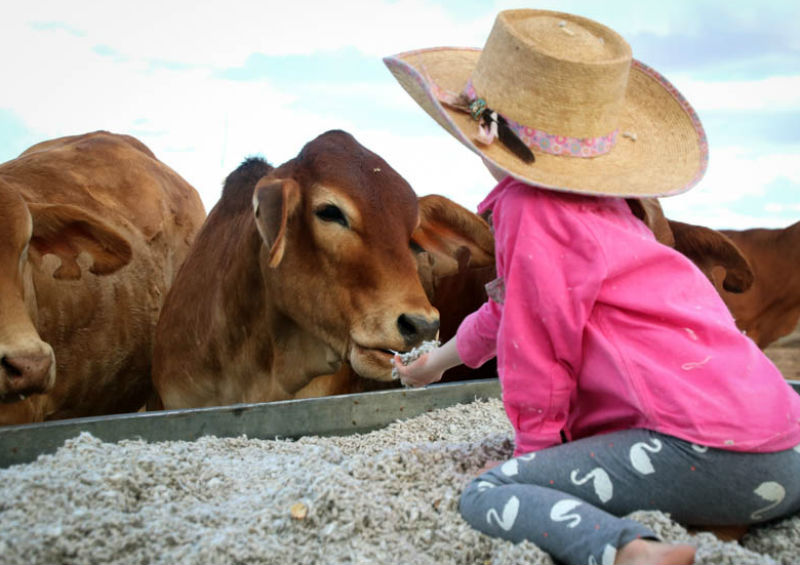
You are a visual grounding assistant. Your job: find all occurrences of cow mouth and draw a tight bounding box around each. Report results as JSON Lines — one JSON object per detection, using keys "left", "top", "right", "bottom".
{"left": 0, "top": 391, "right": 33, "bottom": 404}
{"left": 349, "top": 343, "right": 406, "bottom": 381}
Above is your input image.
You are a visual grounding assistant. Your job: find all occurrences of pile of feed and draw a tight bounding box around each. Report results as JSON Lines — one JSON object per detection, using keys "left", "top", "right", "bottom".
{"left": 0, "top": 398, "right": 797, "bottom": 564}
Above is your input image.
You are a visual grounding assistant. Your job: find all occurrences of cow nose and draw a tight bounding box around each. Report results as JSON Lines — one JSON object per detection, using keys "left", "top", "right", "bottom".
{"left": 1, "top": 353, "right": 53, "bottom": 394}
{"left": 397, "top": 313, "right": 440, "bottom": 345}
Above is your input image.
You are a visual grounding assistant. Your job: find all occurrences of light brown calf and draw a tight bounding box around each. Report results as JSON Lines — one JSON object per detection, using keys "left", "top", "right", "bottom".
{"left": 0, "top": 131, "right": 205, "bottom": 424}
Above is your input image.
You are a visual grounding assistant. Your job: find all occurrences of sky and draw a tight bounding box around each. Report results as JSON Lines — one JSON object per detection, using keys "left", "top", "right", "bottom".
{"left": 1, "top": 0, "right": 799, "bottom": 230}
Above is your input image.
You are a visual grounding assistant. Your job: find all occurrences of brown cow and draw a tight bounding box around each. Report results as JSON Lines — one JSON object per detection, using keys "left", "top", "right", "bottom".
{"left": 712, "top": 221, "right": 800, "bottom": 348}
{"left": 152, "top": 130, "right": 453, "bottom": 409}
{"left": 0, "top": 131, "right": 206, "bottom": 424}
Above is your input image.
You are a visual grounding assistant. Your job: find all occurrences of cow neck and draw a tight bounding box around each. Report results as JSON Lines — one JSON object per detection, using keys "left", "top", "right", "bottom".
{"left": 253, "top": 240, "right": 344, "bottom": 398}
{"left": 206, "top": 216, "right": 341, "bottom": 401}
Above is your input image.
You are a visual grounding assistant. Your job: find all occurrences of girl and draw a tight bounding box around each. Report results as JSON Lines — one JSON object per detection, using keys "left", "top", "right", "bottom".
{"left": 385, "top": 9, "right": 800, "bottom": 565}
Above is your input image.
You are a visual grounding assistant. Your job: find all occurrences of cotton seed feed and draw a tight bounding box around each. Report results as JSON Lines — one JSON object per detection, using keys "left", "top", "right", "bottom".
{"left": 1, "top": 398, "right": 798, "bottom": 564}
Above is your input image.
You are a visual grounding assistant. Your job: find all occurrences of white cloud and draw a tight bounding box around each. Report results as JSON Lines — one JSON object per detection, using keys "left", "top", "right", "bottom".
{"left": 660, "top": 145, "right": 800, "bottom": 229}
{"left": 765, "top": 202, "right": 800, "bottom": 213}
{"left": 672, "top": 74, "right": 800, "bottom": 112}
{"left": 2, "top": 0, "right": 798, "bottom": 229}
{"left": 6, "top": 0, "right": 489, "bottom": 65}
{"left": 709, "top": 147, "right": 800, "bottom": 199}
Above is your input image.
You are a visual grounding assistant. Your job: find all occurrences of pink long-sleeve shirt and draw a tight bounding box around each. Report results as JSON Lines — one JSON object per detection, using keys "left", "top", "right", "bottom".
{"left": 456, "top": 177, "right": 800, "bottom": 456}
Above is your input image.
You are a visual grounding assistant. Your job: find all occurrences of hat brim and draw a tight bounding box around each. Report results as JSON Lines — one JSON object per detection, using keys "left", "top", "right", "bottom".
{"left": 384, "top": 47, "right": 708, "bottom": 198}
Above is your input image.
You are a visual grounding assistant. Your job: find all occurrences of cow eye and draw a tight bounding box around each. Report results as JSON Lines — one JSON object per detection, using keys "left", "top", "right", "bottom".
{"left": 410, "top": 240, "right": 425, "bottom": 254}
{"left": 315, "top": 204, "right": 348, "bottom": 228}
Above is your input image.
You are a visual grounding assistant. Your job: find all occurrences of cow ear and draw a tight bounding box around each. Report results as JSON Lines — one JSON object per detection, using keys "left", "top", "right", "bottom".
{"left": 668, "top": 219, "right": 754, "bottom": 293}
{"left": 27, "top": 203, "right": 133, "bottom": 280}
{"left": 626, "top": 198, "right": 675, "bottom": 247}
{"left": 252, "top": 177, "right": 301, "bottom": 268}
{"left": 411, "top": 194, "right": 495, "bottom": 280}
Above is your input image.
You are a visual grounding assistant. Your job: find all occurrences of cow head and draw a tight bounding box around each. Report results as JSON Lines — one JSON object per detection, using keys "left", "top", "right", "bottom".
{"left": 250, "top": 130, "right": 439, "bottom": 381}
{"left": 0, "top": 177, "right": 132, "bottom": 403}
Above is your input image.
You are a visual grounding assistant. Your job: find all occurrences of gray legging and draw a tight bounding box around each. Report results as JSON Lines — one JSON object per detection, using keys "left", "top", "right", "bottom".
{"left": 459, "top": 429, "right": 800, "bottom": 565}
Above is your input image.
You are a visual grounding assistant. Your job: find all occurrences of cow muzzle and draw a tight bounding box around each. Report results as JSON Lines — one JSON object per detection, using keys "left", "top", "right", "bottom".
{"left": 349, "top": 311, "right": 440, "bottom": 381}
{"left": 0, "top": 346, "right": 56, "bottom": 402}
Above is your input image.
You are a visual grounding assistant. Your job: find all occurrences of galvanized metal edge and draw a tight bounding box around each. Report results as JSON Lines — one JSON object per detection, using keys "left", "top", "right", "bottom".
{"left": 0, "top": 379, "right": 501, "bottom": 469}
{"left": 2, "top": 379, "right": 798, "bottom": 470}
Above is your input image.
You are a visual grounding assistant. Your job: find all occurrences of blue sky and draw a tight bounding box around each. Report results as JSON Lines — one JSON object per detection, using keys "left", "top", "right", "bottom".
{"left": 2, "top": 0, "right": 799, "bottom": 229}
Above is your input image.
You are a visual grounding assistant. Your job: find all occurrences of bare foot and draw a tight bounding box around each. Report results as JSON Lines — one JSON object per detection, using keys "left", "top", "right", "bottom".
{"left": 614, "top": 539, "right": 696, "bottom": 565}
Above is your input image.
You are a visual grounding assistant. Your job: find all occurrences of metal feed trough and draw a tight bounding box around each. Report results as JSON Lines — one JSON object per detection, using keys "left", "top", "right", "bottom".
{"left": 0, "top": 379, "right": 500, "bottom": 468}
{"left": 1, "top": 379, "right": 798, "bottom": 469}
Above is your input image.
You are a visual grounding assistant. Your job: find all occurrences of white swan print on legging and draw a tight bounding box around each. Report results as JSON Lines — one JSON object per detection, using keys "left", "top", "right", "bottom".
{"left": 476, "top": 480, "right": 496, "bottom": 493}
{"left": 629, "top": 438, "right": 663, "bottom": 475}
{"left": 501, "top": 459, "right": 519, "bottom": 477}
{"left": 486, "top": 495, "right": 520, "bottom": 532}
{"left": 500, "top": 453, "right": 536, "bottom": 477}
{"left": 691, "top": 443, "right": 709, "bottom": 453}
{"left": 550, "top": 499, "right": 583, "bottom": 528}
{"left": 587, "top": 544, "right": 618, "bottom": 565}
{"left": 751, "top": 481, "right": 786, "bottom": 520}
{"left": 570, "top": 467, "right": 613, "bottom": 503}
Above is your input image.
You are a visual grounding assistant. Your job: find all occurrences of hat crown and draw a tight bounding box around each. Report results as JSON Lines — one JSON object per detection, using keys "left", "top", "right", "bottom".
{"left": 472, "top": 10, "right": 633, "bottom": 138}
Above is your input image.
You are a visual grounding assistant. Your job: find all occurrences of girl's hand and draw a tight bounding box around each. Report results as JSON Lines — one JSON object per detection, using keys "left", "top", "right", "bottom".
{"left": 392, "top": 351, "right": 444, "bottom": 388}
{"left": 392, "top": 338, "right": 463, "bottom": 388}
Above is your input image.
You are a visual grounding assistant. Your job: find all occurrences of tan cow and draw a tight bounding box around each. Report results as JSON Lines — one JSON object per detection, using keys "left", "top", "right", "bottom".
{"left": 713, "top": 221, "right": 800, "bottom": 348}
{"left": 152, "top": 130, "right": 450, "bottom": 409}
{"left": 0, "top": 131, "right": 206, "bottom": 424}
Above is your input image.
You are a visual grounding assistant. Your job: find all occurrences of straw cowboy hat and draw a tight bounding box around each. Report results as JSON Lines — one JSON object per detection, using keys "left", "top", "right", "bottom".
{"left": 384, "top": 9, "right": 708, "bottom": 198}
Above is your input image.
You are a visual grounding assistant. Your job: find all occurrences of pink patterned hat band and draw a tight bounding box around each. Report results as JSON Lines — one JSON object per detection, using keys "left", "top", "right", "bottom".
{"left": 456, "top": 79, "right": 619, "bottom": 158}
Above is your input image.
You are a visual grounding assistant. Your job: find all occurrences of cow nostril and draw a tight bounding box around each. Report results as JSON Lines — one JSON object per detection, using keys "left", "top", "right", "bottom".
{"left": 397, "top": 314, "right": 440, "bottom": 344}
{"left": 397, "top": 314, "right": 416, "bottom": 338}
{"left": 1, "top": 356, "right": 22, "bottom": 378}
{"left": 1, "top": 353, "right": 52, "bottom": 389}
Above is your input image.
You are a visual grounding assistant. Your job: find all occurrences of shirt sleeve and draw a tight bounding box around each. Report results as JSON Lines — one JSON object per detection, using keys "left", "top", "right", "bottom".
{"left": 456, "top": 298, "right": 501, "bottom": 368}
{"left": 492, "top": 186, "right": 608, "bottom": 452}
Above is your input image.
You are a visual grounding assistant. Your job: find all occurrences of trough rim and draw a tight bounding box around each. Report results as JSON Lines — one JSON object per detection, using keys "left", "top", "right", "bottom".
{"left": 1, "top": 379, "right": 797, "bottom": 469}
